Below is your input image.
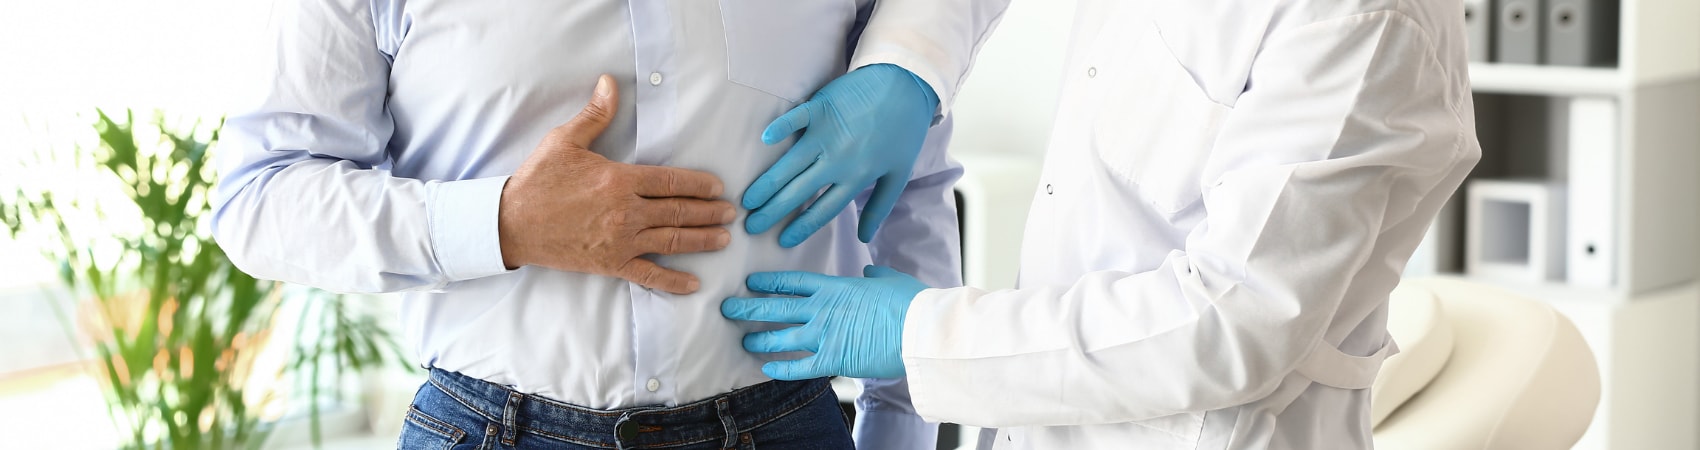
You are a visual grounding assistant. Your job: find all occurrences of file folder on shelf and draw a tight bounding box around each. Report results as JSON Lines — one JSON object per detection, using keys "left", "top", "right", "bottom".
{"left": 1566, "top": 97, "right": 1618, "bottom": 288}
{"left": 1465, "top": 0, "right": 1494, "bottom": 62}
{"left": 1545, "top": 0, "right": 1619, "bottom": 67}
{"left": 1497, "top": 0, "right": 1542, "bottom": 64}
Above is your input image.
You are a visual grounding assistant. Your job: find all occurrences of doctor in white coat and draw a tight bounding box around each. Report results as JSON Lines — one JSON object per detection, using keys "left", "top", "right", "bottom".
{"left": 724, "top": 0, "right": 1482, "bottom": 448}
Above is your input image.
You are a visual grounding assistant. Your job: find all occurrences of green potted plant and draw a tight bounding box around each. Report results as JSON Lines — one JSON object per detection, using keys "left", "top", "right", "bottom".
{"left": 1, "top": 110, "right": 407, "bottom": 449}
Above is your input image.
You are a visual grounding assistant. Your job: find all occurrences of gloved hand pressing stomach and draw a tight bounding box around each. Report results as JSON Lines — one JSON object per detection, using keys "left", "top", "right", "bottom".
{"left": 742, "top": 63, "right": 939, "bottom": 248}
{"left": 720, "top": 265, "right": 928, "bottom": 380}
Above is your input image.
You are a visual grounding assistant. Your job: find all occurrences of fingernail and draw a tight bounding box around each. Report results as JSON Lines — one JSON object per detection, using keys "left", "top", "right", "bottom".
{"left": 686, "top": 278, "right": 700, "bottom": 292}
{"left": 594, "top": 75, "right": 612, "bottom": 98}
{"left": 721, "top": 207, "right": 736, "bottom": 224}
{"left": 717, "top": 230, "right": 731, "bottom": 247}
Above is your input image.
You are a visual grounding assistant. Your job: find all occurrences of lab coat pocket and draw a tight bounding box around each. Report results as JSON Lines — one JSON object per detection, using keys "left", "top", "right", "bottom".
{"left": 1088, "top": 20, "right": 1230, "bottom": 215}
{"left": 719, "top": 0, "right": 856, "bottom": 102}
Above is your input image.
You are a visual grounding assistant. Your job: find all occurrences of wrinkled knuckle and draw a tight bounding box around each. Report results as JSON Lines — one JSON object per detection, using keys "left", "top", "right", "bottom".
{"left": 655, "top": 170, "right": 682, "bottom": 193}
{"left": 663, "top": 230, "right": 685, "bottom": 253}
{"left": 639, "top": 269, "right": 663, "bottom": 287}
{"left": 670, "top": 201, "right": 692, "bottom": 225}
{"left": 578, "top": 103, "right": 614, "bottom": 124}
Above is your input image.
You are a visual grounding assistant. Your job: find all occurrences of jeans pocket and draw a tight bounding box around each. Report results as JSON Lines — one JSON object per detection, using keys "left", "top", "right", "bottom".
{"left": 399, "top": 405, "right": 468, "bottom": 450}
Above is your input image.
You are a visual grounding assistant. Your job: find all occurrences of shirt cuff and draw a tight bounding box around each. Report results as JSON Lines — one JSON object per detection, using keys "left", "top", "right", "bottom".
{"left": 428, "top": 175, "right": 512, "bottom": 282}
{"left": 853, "top": 408, "right": 939, "bottom": 450}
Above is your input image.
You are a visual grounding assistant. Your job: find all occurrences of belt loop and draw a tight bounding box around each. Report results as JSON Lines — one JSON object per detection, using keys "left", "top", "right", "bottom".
{"left": 715, "top": 397, "right": 738, "bottom": 448}
{"left": 501, "top": 391, "right": 523, "bottom": 446}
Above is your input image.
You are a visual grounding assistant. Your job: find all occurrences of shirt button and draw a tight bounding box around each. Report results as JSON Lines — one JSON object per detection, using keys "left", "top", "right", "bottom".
{"left": 1087, "top": 67, "right": 1097, "bottom": 78}
{"left": 649, "top": 72, "right": 664, "bottom": 86}
{"left": 646, "top": 378, "right": 661, "bottom": 392}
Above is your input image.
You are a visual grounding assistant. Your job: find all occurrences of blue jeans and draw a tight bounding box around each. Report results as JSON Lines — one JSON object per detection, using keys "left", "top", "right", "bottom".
{"left": 399, "top": 369, "right": 854, "bottom": 449}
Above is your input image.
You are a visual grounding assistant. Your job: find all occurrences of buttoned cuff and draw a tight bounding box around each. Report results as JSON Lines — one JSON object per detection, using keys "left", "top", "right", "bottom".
{"left": 428, "top": 176, "right": 512, "bottom": 282}
{"left": 854, "top": 408, "right": 939, "bottom": 450}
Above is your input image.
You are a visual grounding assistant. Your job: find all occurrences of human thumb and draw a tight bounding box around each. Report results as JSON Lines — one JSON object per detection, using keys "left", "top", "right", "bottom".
{"left": 555, "top": 74, "right": 620, "bottom": 148}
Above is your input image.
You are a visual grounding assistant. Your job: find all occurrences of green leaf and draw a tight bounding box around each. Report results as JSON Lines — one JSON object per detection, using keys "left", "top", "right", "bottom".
{"left": 9, "top": 110, "right": 407, "bottom": 449}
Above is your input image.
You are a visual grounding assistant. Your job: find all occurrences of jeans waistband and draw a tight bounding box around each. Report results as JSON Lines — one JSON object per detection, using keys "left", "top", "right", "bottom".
{"left": 425, "top": 368, "right": 832, "bottom": 449}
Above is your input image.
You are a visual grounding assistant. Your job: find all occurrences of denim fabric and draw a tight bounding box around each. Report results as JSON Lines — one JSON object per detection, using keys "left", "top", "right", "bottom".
{"left": 399, "top": 369, "right": 854, "bottom": 449}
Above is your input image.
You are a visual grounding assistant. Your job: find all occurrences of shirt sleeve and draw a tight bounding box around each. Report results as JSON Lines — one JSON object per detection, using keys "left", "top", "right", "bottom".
{"left": 212, "top": 0, "right": 510, "bottom": 294}
{"left": 851, "top": 117, "right": 965, "bottom": 449}
{"left": 900, "top": 12, "right": 1479, "bottom": 427}
{"left": 849, "top": 0, "right": 1011, "bottom": 118}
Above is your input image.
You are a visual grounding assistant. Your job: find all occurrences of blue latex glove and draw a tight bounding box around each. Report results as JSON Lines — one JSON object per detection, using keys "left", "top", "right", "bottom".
{"left": 721, "top": 265, "right": 928, "bottom": 380}
{"left": 743, "top": 64, "right": 940, "bottom": 248}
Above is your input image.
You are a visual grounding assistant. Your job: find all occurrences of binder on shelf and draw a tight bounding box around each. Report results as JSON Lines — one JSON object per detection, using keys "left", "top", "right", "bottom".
{"left": 1545, "top": 0, "right": 1620, "bottom": 67}
{"left": 1465, "top": 0, "right": 1495, "bottom": 62}
{"left": 1466, "top": 179, "right": 1567, "bottom": 283}
{"left": 1496, "top": 0, "right": 1543, "bottom": 64}
{"left": 1566, "top": 97, "right": 1618, "bottom": 288}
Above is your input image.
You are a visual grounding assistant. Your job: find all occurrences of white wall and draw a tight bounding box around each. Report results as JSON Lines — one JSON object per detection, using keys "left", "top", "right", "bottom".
{"left": 949, "top": 0, "right": 1079, "bottom": 160}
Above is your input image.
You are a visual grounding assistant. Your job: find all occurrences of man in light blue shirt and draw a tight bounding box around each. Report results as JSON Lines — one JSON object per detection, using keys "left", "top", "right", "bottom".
{"left": 212, "top": 0, "right": 1005, "bottom": 448}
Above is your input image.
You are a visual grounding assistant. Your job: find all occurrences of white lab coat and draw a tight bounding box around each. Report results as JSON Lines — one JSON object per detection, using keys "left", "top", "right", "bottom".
{"left": 903, "top": 0, "right": 1480, "bottom": 448}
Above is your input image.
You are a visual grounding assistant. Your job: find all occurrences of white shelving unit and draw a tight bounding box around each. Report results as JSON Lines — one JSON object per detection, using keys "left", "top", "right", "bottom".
{"left": 1468, "top": 63, "right": 1626, "bottom": 96}
{"left": 1412, "top": 1, "right": 1700, "bottom": 448}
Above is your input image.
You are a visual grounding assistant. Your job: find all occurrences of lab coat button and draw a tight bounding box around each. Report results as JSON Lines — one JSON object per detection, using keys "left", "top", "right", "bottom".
{"left": 1087, "top": 67, "right": 1097, "bottom": 78}
{"left": 649, "top": 72, "right": 664, "bottom": 86}
{"left": 1046, "top": 184, "right": 1054, "bottom": 195}
{"left": 646, "top": 378, "right": 661, "bottom": 392}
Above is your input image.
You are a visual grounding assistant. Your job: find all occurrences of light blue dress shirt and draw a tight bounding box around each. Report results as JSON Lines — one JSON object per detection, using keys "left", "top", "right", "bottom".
{"left": 210, "top": 0, "right": 1003, "bottom": 447}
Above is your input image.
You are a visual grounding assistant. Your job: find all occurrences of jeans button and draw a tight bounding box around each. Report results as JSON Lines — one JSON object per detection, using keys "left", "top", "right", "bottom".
{"left": 617, "top": 419, "right": 640, "bottom": 441}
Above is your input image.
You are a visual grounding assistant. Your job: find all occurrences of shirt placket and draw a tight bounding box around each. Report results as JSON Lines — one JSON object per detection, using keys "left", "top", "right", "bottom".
{"left": 626, "top": 0, "right": 679, "bottom": 407}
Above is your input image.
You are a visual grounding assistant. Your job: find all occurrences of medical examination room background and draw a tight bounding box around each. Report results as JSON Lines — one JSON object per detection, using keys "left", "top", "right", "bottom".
{"left": 0, "top": 0, "right": 1696, "bottom": 449}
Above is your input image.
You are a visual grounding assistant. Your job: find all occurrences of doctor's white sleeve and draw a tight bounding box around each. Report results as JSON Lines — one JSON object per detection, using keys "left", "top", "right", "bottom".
{"left": 211, "top": 0, "right": 508, "bottom": 294}
{"left": 899, "top": 13, "right": 1479, "bottom": 427}
{"left": 853, "top": 117, "right": 965, "bottom": 449}
{"left": 849, "top": 0, "right": 1011, "bottom": 117}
